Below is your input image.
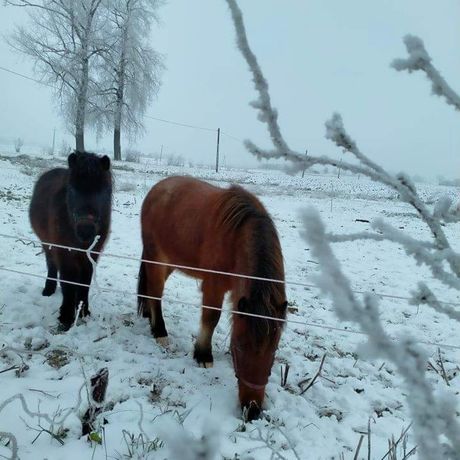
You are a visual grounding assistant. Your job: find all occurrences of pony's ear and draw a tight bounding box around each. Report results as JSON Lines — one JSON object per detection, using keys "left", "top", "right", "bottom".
{"left": 237, "top": 297, "right": 250, "bottom": 313}
{"left": 100, "top": 155, "right": 111, "bottom": 171}
{"left": 68, "top": 152, "right": 77, "bottom": 169}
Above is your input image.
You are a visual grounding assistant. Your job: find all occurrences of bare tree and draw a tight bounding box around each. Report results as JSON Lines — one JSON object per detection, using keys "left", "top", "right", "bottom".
{"left": 95, "top": 0, "right": 163, "bottom": 161}
{"left": 5, "top": 0, "right": 107, "bottom": 151}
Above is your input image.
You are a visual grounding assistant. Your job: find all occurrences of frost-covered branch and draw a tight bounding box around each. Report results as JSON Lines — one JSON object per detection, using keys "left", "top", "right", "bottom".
{"left": 225, "top": 0, "right": 292, "bottom": 155}
{"left": 225, "top": 1, "right": 460, "bottom": 457}
{"left": 301, "top": 208, "right": 460, "bottom": 458}
{"left": 371, "top": 219, "right": 460, "bottom": 289}
{"left": 411, "top": 283, "right": 460, "bottom": 322}
{"left": 225, "top": 0, "right": 455, "bottom": 260}
{"left": 329, "top": 221, "right": 460, "bottom": 296}
{"left": 392, "top": 35, "right": 460, "bottom": 112}
{"left": 0, "top": 431, "right": 18, "bottom": 460}
{"left": 0, "top": 386, "right": 85, "bottom": 432}
{"left": 327, "top": 229, "right": 434, "bottom": 247}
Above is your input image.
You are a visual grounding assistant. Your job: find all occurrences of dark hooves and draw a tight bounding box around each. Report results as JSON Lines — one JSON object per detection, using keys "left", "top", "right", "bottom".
{"left": 193, "top": 345, "right": 214, "bottom": 368}
{"left": 57, "top": 318, "right": 73, "bottom": 332}
{"left": 243, "top": 401, "right": 261, "bottom": 422}
{"left": 58, "top": 308, "right": 75, "bottom": 331}
{"left": 42, "top": 286, "right": 56, "bottom": 297}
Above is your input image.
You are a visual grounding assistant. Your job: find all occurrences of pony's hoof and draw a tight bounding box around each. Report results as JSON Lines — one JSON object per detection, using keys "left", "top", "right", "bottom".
{"left": 200, "top": 362, "right": 213, "bottom": 369}
{"left": 155, "top": 336, "right": 169, "bottom": 347}
{"left": 57, "top": 319, "right": 73, "bottom": 332}
{"left": 193, "top": 345, "right": 214, "bottom": 368}
{"left": 42, "top": 286, "right": 56, "bottom": 297}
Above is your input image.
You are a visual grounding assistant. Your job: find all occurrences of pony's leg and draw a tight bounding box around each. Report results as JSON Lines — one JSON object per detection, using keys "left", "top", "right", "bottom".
{"left": 144, "top": 264, "right": 170, "bottom": 345}
{"left": 193, "top": 281, "right": 225, "bottom": 368}
{"left": 58, "top": 261, "right": 79, "bottom": 330}
{"left": 42, "top": 248, "right": 57, "bottom": 296}
{"left": 77, "top": 259, "right": 94, "bottom": 318}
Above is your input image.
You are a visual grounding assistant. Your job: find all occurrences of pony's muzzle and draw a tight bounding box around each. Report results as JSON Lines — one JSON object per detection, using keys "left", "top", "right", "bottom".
{"left": 75, "top": 217, "right": 98, "bottom": 243}
{"left": 238, "top": 381, "right": 264, "bottom": 421}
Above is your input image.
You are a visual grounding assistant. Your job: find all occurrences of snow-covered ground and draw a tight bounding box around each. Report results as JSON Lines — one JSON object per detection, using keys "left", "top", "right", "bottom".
{"left": 0, "top": 152, "right": 459, "bottom": 459}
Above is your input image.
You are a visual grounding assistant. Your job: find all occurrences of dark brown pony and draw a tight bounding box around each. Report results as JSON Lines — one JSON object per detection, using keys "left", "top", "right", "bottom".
{"left": 138, "top": 176, "right": 287, "bottom": 420}
{"left": 29, "top": 151, "right": 112, "bottom": 330}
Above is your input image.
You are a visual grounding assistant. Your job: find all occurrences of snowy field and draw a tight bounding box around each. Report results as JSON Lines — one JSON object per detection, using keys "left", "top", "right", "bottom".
{"left": 0, "top": 152, "right": 459, "bottom": 459}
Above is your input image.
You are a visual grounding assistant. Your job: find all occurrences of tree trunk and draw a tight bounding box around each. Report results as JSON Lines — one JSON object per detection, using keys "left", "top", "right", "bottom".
{"left": 75, "top": 62, "right": 88, "bottom": 152}
{"left": 112, "top": 20, "right": 128, "bottom": 162}
{"left": 113, "top": 126, "right": 121, "bottom": 161}
{"left": 76, "top": 125, "right": 85, "bottom": 152}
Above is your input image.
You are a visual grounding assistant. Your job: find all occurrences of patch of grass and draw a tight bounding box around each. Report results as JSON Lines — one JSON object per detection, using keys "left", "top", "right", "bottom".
{"left": 115, "top": 430, "right": 164, "bottom": 459}
{"left": 45, "top": 349, "right": 70, "bottom": 369}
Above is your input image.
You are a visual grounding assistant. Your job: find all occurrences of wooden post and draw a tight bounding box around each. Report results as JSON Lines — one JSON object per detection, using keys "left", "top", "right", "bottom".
{"left": 301, "top": 149, "right": 308, "bottom": 178}
{"left": 51, "top": 128, "right": 56, "bottom": 155}
{"left": 215, "top": 128, "right": 221, "bottom": 173}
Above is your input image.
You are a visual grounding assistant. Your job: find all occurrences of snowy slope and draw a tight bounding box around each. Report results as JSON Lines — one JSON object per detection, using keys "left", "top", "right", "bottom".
{"left": 0, "top": 153, "right": 459, "bottom": 459}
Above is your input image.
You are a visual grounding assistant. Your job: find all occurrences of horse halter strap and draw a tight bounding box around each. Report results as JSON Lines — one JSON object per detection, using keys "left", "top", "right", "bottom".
{"left": 231, "top": 343, "right": 275, "bottom": 391}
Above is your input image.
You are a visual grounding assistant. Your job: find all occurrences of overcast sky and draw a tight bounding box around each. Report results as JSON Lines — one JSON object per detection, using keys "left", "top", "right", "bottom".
{"left": 0, "top": 1, "right": 459, "bottom": 178}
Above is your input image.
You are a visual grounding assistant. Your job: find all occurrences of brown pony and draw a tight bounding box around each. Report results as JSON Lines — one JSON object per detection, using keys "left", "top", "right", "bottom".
{"left": 29, "top": 151, "right": 112, "bottom": 330}
{"left": 138, "top": 176, "right": 287, "bottom": 420}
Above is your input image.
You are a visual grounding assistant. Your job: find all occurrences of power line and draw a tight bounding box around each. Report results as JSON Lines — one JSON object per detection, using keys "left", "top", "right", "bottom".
{"left": 0, "top": 65, "right": 55, "bottom": 90}
{"left": 221, "top": 130, "right": 244, "bottom": 143}
{"left": 0, "top": 64, "right": 224, "bottom": 135}
{"left": 144, "top": 115, "right": 216, "bottom": 132}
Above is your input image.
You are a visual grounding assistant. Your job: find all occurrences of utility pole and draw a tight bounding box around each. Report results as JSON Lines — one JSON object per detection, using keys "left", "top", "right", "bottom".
{"left": 215, "top": 128, "right": 221, "bottom": 173}
{"left": 301, "top": 149, "right": 308, "bottom": 178}
{"left": 51, "top": 128, "right": 56, "bottom": 155}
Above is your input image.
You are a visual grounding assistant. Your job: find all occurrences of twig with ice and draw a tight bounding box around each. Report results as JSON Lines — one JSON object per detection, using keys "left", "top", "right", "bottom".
{"left": 225, "top": 0, "right": 291, "bottom": 156}
{"left": 301, "top": 208, "right": 460, "bottom": 458}
{"left": 224, "top": 1, "right": 460, "bottom": 457}
{"left": 299, "top": 353, "right": 327, "bottom": 395}
{"left": 410, "top": 283, "right": 460, "bottom": 323}
{"left": 0, "top": 431, "right": 18, "bottom": 460}
{"left": 391, "top": 35, "right": 460, "bottom": 112}
{"left": 225, "top": 0, "right": 457, "bottom": 268}
{"left": 329, "top": 219, "right": 460, "bottom": 295}
{"left": 0, "top": 383, "right": 85, "bottom": 436}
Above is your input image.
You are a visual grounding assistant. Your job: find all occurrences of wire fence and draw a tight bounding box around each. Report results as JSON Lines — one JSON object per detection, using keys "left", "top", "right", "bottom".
{"left": 1, "top": 232, "right": 460, "bottom": 307}
{"left": 1, "top": 65, "right": 459, "bottom": 353}
{"left": 0, "top": 233, "right": 459, "bottom": 352}
{"left": 1, "top": 265, "right": 459, "bottom": 352}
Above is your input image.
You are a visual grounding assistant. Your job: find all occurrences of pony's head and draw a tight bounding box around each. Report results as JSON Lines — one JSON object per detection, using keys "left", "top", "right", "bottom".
{"left": 231, "top": 294, "right": 287, "bottom": 421}
{"left": 67, "top": 151, "right": 112, "bottom": 244}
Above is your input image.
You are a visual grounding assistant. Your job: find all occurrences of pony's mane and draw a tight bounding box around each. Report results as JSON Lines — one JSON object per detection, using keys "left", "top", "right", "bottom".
{"left": 216, "top": 185, "right": 286, "bottom": 344}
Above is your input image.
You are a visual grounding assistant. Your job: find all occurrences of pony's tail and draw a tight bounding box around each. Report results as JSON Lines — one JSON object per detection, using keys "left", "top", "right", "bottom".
{"left": 137, "top": 253, "right": 147, "bottom": 317}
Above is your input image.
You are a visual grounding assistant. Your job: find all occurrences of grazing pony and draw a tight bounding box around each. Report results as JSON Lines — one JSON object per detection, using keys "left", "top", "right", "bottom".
{"left": 138, "top": 176, "right": 287, "bottom": 420}
{"left": 29, "top": 151, "right": 112, "bottom": 330}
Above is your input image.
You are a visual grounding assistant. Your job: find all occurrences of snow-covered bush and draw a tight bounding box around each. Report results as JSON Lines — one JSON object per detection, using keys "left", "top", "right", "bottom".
{"left": 166, "top": 154, "right": 185, "bottom": 167}
{"left": 124, "top": 149, "right": 141, "bottom": 163}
